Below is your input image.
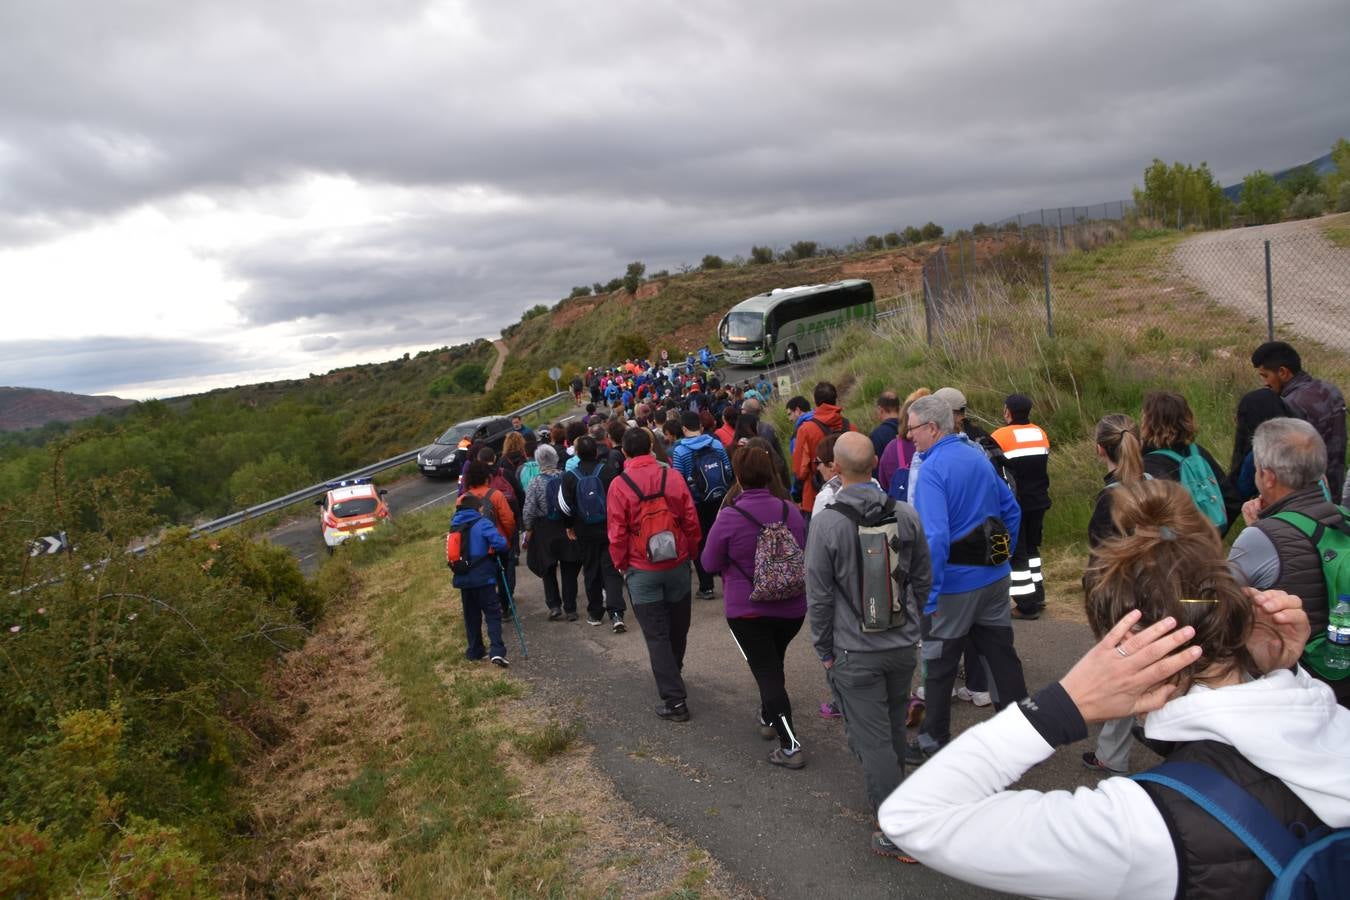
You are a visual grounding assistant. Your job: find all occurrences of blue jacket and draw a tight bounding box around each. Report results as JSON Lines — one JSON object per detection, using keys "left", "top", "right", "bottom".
{"left": 450, "top": 507, "right": 508, "bottom": 588}
{"left": 911, "top": 433, "right": 1022, "bottom": 611}
{"left": 670, "top": 433, "right": 732, "bottom": 494}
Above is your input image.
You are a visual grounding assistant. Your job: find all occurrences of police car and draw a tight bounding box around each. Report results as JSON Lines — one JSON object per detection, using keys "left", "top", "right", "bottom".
{"left": 316, "top": 478, "right": 390, "bottom": 551}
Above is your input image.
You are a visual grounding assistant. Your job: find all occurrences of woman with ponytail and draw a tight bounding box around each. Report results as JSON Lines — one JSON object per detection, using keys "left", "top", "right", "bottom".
{"left": 880, "top": 478, "right": 1348, "bottom": 899}
{"left": 701, "top": 442, "right": 808, "bottom": 769}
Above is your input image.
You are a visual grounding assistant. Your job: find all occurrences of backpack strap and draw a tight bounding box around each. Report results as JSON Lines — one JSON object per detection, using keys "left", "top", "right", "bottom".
{"left": 1148, "top": 448, "right": 1184, "bottom": 464}
{"left": 1131, "top": 762, "right": 1301, "bottom": 878}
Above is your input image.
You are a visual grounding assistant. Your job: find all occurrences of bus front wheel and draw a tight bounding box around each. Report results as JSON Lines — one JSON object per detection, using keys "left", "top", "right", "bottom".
{"left": 785, "top": 344, "right": 799, "bottom": 364}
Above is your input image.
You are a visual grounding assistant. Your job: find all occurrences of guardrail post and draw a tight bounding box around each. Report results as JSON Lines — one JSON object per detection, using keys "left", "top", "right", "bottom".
{"left": 1264, "top": 239, "right": 1274, "bottom": 341}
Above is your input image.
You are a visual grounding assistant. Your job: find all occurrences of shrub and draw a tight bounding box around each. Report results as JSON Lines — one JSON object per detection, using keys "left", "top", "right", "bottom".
{"left": 1337, "top": 182, "right": 1350, "bottom": 213}
{"left": 972, "top": 222, "right": 990, "bottom": 235}
{"left": 883, "top": 231, "right": 902, "bottom": 248}
{"left": 701, "top": 254, "right": 725, "bottom": 270}
{"left": 650, "top": 269, "right": 669, "bottom": 279}
{"left": 568, "top": 286, "right": 592, "bottom": 299}
{"left": 609, "top": 333, "right": 650, "bottom": 361}
{"left": 749, "top": 245, "right": 774, "bottom": 265}
{"left": 450, "top": 362, "right": 487, "bottom": 394}
{"left": 864, "top": 235, "right": 884, "bottom": 251}
{"left": 790, "top": 241, "right": 817, "bottom": 259}
{"left": 1286, "top": 192, "right": 1326, "bottom": 220}
{"left": 602, "top": 277, "right": 624, "bottom": 293}
{"left": 592, "top": 281, "right": 604, "bottom": 295}
{"left": 902, "top": 225, "right": 923, "bottom": 243}
{"left": 921, "top": 222, "right": 944, "bottom": 240}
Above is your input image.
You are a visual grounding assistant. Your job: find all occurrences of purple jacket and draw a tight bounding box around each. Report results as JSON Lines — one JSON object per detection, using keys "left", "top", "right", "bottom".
{"left": 700, "top": 488, "right": 807, "bottom": 619}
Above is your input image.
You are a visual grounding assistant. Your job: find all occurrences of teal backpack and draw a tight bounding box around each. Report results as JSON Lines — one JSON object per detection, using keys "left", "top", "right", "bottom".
{"left": 1149, "top": 446, "right": 1227, "bottom": 528}
{"left": 1270, "top": 505, "right": 1350, "bottom": 681}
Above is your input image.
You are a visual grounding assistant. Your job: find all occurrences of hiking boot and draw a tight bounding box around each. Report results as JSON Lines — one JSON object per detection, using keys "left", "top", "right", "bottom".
{"left": 490, "top": 655, "right": 510, "bottom": 668}
{"left": 696, "top": 588, "right": 716, "bottom": 600}
{"left": 871, "top": 831, "right": 919, "bottom": 863}
{"left": 768, "top": 747, "right": 805, "bottom": 769}
{"left": 547, "top": 607, "right": 563, "bottom": 621}
{"left": 610, "top": 613, "right": 626, "bottom": 634}
{"left": 1011, "top": 607, "right": 1041, "bottom": 620}
{"left": 904, "top": 740, "right": 935, "bottom": 766}
{"left": 586, "top": 615, "right": 604, "bottom": 626}
{"left": 1082, "top": 751, "right": 1127, "bottom": 775}
{"left": 565, "top": 612, "right": 578, "bottom": 622}
{"left": 954, "top": 686, "right": 992, "bottom": 707}
{"left": 655, "top": 701, "right": 689, "bottom": 722}
{"left": 758, "top": 715, "right": 777, "bottom": 740}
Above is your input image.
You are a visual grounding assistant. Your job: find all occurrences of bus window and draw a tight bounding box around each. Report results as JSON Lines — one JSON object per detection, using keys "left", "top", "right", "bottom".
{"left": 726, "top": 311, "right": 765, "bottom": 343}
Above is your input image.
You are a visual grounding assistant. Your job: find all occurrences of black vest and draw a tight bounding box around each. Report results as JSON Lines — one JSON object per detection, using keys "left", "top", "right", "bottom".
{"left": 1135, "top": 740, "right": 1325, "bottom": 900}
{"left": 1253, "top": 484, "right": 1341, "bottom": 636}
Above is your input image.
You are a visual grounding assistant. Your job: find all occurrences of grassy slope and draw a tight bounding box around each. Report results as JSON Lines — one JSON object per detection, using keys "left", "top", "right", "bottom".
{"left": 230, "top": 509, "right": 741, "bottom": 898}
{"left": 783, "top": 229, "right": 1350, "bottom": 618}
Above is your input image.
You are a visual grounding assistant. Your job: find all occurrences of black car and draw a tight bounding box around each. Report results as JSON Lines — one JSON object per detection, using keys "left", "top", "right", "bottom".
{"left": 416, "top": 416, "right": 514, "bottom": 478}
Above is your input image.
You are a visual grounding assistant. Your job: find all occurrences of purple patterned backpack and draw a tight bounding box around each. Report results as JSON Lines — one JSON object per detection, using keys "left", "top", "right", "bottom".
{"left": 729, "top": 500, "right": 806, "bottom": 603}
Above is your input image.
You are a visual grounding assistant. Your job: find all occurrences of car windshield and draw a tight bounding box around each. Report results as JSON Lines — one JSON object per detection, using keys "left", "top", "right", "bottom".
{"left": 332, "top": 497, "right": 378, "bottom": 518}
{"left": 435, "top": 423, "right": 477, "bottom": 445}
{"left": 726, "top": 311, "right": 764, "bottom": 343}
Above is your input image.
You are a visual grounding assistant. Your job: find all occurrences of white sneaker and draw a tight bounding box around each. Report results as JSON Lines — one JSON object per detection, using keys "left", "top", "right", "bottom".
{"left": 914, "top": 685, "right": 925, "bottom": 701}
{"left": 955, "top": 686, "right": 992, "bottom": 706}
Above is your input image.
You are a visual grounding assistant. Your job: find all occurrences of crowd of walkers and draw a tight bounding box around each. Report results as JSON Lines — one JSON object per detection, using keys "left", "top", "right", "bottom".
{"left": 446, "top": 340, "right": 1349, "bottom": 898}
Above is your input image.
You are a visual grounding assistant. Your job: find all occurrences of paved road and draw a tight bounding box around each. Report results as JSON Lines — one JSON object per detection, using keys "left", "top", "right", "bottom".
{"left": 505, "top": 569, "right": 1142, "bottom": 900}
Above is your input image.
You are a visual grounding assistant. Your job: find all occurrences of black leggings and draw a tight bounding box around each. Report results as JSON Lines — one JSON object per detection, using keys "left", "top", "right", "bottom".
{"left": 727, "top": 616, "right": 804, "bottom": 749}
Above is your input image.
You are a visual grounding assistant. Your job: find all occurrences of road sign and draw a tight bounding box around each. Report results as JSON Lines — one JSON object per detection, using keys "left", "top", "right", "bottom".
{"left": 29, "top": 532, "right": 68, "bottom": 557}
{"left": 548, "top": 367, "right": 562, "bottom": 381}
{"left": 777, "top": 376, "right": 792, "bottom": 396}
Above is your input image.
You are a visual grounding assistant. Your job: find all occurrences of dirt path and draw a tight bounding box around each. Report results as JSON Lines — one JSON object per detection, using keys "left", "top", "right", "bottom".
{"left": 1175, "top": 215, "right": 1350, "bottom": 351}
{"left": 485, "top": 339, "right": 509, "bottom": 392}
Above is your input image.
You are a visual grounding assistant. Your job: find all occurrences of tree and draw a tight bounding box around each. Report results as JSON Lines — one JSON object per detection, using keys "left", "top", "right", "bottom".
{"left": 450, "top": 362, "right": 488, "bottom": 394}
{"left": 1133, "top": 158, "right": 1227, "bottom": 227}
{"left": 1325, "top": 136, "right": 1350, "bottom": 198}
{"left": 1239, "top": 170, "right": 1285, "bottom": 225}
{"left": 971, "top": 222, "right": 990, "bottom": 235}
{"left": 863, "top": 235, "right": 884, "bottom": 251}
{"left": 602, "top": 277, "right": 624, "bottom": 293}
{"left": 749, "top": 245, "right": 774, "bottom": 265}
{"left": 920, "top": 222, "right": 943, "bottom": 240}
{"left": 790, "top": 241, "right": 817, "bottom": 259}
{"left": 592, "top": 282, "right": 604, "bottom": 295}
{"left": 902, "top": 225, "right": 923, "bottom": 244}
{"left": 1280, "top": 164, "right": 1323, "bottom": 200}
{"left": 568, "top": 286, "right": 592, "bottom": 299}
{"left": 883, "top": 231, "right": 902, "bottom": 248}
{"left": 623, "top": 261, "right": 645, "bottom": 294}
{"left": 701, "top": 254, "right": 725, "bottom": 270}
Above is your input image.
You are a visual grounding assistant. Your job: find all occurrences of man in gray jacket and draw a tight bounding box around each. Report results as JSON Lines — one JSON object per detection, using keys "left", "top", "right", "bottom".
{"left": 806, "top": 432, "right": 931, "bottom": 860}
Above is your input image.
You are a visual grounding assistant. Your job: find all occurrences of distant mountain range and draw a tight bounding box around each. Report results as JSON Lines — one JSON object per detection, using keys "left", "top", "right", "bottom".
{"left": 0, "top": 387, "right": 136, "bottom": 432}
{"left": 1221, "top": 151, "right": 1335, "bottom": 201}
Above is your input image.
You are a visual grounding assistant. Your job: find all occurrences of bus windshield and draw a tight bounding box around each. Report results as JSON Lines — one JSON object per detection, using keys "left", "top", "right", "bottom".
{"left": 725, "top": 311, "right": 765, "bottom": 343}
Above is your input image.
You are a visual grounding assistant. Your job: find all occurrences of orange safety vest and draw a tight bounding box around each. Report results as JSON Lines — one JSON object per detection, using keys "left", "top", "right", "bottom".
{"left": 991, "top": 423, "right": 1050, "bottom": 460}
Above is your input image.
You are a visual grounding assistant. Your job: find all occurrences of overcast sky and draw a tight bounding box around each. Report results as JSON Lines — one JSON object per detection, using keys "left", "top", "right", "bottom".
{"left": 3, "top": 1, "right": 1347, "bottom": 399}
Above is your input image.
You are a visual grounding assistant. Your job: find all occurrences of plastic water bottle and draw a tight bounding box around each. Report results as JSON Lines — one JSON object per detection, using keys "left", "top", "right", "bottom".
{"left": 1328, "top": 596, "right": 1350, "bottom": 672}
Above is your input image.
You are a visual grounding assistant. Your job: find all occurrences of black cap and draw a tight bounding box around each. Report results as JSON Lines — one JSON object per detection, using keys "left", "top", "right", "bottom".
{"left": 1004, "top": 393, "right": 1033, "bottom": 417}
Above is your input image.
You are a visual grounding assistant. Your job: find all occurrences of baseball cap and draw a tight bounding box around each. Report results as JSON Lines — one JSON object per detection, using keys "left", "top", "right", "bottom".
{"left": 1004, "top": 393, "right": 1033, "bottom": 417}
{"left": 933, "top": 387, "right": 967, "bottom": 412}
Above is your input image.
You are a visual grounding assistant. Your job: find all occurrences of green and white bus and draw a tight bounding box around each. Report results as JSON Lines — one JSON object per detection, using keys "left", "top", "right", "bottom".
{"left": 718, "top": 279, "right": 875, "bottom": 366}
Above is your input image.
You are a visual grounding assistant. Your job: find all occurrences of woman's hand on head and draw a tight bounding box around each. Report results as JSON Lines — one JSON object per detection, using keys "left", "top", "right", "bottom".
{"left": 1245, "top": 588, "right": 1309, "bottom": 673}
{"left": 1060, "top": 611, "right": 1201, "bottom": 723}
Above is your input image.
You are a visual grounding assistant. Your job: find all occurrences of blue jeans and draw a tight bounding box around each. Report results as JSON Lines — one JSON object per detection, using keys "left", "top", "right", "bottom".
{"left": 462, "top": 583, "right": 506, "bottom": 660}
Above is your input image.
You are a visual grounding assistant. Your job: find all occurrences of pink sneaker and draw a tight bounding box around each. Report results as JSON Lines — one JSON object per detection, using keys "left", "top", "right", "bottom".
{"left": 819, "top": 701, "right": 843, "bottom": 720}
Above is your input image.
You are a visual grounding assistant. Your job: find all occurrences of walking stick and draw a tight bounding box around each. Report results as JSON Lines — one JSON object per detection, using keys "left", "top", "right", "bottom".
{"left": 496, "top": 557, "right": 529, "bottom": 658}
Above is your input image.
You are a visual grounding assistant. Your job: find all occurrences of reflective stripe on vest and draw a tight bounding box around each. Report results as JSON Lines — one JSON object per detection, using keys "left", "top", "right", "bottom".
{"left": 993, "top": 425, "right": 1049, "bottom": 460}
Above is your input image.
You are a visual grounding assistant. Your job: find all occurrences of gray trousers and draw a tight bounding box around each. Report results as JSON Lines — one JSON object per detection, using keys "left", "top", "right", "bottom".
{"left": 1094, "top": 716, "right": 1135, "bottom": 773}
{"left": 827, "top": 645, "right": 918, "bottom": 814}
{"left": 626, "top": 563, "right": 693, "bottom": 704}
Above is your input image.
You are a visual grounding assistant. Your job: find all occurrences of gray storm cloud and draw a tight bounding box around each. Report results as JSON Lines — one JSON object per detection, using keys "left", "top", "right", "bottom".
{"left": 2, "top": 0, "right": 1348, "bottom": 391}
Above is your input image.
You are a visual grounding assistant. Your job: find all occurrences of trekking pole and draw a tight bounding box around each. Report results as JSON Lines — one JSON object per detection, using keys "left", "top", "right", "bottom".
{"left": 496, "top": 557, "right": 529, "bottom": 659}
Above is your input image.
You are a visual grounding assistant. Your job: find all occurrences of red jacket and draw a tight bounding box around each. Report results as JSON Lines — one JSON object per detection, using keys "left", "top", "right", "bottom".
{"left": 715, "top": 423, "right": 735, "bottom": 450}
{"left": 791, "top": 403, "right": 855, "bottom": 513}
{"left": 606, "top": 455, "right": 701, "bottom": 573}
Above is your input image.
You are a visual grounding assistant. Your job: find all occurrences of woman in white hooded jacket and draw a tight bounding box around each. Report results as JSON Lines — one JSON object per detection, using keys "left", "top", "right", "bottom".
{"left": 879, "top": 478, "right": 1350, "bottom": 899}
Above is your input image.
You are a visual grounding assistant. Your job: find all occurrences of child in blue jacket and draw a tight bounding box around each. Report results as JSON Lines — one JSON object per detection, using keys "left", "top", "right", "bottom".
{"left": 451, "top": 494, "right": 511, "bottom": 666}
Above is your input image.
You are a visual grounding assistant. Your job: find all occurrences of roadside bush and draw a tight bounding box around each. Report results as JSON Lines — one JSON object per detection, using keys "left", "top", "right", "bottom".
{"left": 610, "top": 332, "right": 650, "bottom": 361}
{"left": 749, "top": 245, "right": 774, "bottom": 265}
{"left": 701, "top": 254, "right": 725, "bottom": 270}
{"left": 790, "top": 241, "right": 817, "bottom": 259}
{"left": 883, "top": 232, "right": 902, "bottom": 248}
{"left": 1286, "top": 192, "right": 1326, "bottom": 220}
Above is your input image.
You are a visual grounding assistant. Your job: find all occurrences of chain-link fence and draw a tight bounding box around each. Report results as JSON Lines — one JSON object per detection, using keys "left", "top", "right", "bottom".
{"left": 921, "top": 214, "right": 1350, "bottom": 354}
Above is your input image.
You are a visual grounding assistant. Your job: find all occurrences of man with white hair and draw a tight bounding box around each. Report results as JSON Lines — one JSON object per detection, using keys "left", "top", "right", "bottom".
{"left": 1228, "top": 417, "right": 1350, "bottom": 707}
{"left": 906, "top": 394, "right": 1028, "bottom": 763}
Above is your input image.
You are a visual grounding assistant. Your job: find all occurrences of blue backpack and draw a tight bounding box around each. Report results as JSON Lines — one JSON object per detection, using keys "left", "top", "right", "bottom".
{"left": 1133, "top": 762, "right": 1350, "bottom": 899}
{"left": 543, "top": 472, "right": 565, "bottom": 521}
{"left": 690, "top": 444, "right": 730, "bottom": 503}
{"left": 575, "top": 463, "right": 608, "bottom": 526}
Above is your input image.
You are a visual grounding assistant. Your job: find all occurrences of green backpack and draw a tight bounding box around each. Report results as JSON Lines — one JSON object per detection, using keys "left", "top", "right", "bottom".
{"left": 1149, "top": 446, "right": 1227, "bottom": 529}
{"left": 1270, "top": 506, "right": 1350, "bottom": 681}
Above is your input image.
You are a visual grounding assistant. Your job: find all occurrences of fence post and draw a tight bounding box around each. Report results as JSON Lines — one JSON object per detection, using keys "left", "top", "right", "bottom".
{"left": 1043, "top": 251, "right": 1054, "bottom": 338}
{"left": 922, "top": 272, "right": 934, "bottom": 347}
{"left": 1264, "top": 240, "right": 1274, "bottom": 341}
